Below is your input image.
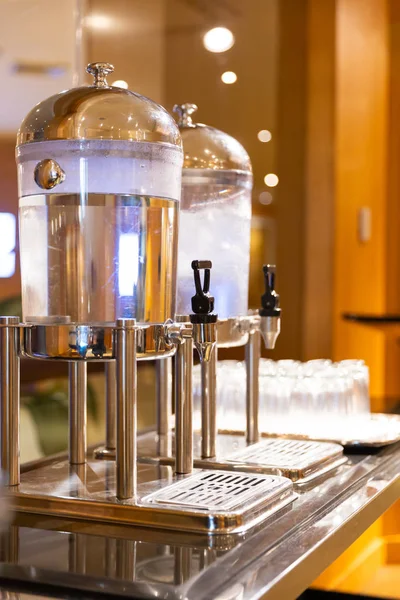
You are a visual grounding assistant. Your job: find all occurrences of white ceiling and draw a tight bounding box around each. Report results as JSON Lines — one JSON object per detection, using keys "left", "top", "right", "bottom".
{"left": 0, "top": 0, "right": 81, "bottom": 134}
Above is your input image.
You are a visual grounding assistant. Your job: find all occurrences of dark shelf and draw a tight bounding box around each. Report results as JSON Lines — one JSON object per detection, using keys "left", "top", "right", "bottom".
{"left": 343, "top": 313, "right": 400, "bottom": 324}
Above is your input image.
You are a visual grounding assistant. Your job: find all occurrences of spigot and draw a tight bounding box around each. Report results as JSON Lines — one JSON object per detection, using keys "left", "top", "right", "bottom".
{"left": 259, "top": 265, "right": 281, "bottom": 349}
{"left": 190, "top": 260, "right": 218, "bottom": 362}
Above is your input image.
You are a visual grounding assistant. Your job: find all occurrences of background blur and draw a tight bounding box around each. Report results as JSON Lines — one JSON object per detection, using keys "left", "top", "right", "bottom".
{"left": 1, "top": 0, "right": 400, "bottom": 594}
{"left": 2, "top": 0, "right": 400, "bottom": 399}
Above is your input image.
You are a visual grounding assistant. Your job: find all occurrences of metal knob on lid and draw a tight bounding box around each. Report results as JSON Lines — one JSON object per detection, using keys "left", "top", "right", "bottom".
{"left": 86, "top": 62, "right": 114, "bottom": 88}
{"left": 173, "top": 103, "right": 198, "bottom": 128}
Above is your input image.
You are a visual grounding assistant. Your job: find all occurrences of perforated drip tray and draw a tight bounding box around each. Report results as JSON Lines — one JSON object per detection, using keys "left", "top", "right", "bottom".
{"left": 143, "top": 470, "right": 286, "bottom": 512}
{"left": 136, "top": 432, "right": 347, "bottom": 484}
{"left": 222, "top": 438, "right": 348, "bottom": 483}
{"left": 12, "top": 459, "right": 297, "bottom": 535}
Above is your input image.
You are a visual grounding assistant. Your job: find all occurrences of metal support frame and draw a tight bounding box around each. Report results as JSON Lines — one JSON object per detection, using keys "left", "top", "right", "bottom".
{"left": 4, "top": 316, "right": 296, "bottom": 534}
{"left": 200, "top": 346, "right": 217, "bottom": 459}
{"left": 93, "top": 361, "right": 120, "bottom": 461}
{"left": 116, "top": 318, "right": 137, "bottom": 500}
{"left": 68, "top": 361, "right": 87, "bottom": 465}
{"left": 116, "top": 539, "right": 136, "bottom": 581}
{"left": 174, "top": 319, "right": 193, "bottom": 474}
{"left": 156, "top": 358, "right": 172, "bottom": 437}
{"left": 68, "top": 533, "right": 86, "bottom": 575}
{"left": 105, "top": 361, "right": 117, "bottom": 452}
{"left": 174, "top": 546, "right": 193, "bottom": 584}
{"left": 0, "top": 317, "right": 20, "bottom": 486}
{"left": 245, "top": 328, "right": 261, "bottom": 444}
{"left": 0, "top": 525, "right": 19, "bottom": 564}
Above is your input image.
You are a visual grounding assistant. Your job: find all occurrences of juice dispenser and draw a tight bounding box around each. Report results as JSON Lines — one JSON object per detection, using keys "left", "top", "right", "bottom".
{"left": 0, "top": 64, "right": 296, "bottom": 533}
{"left": 138, "top": 103, "right": 346, "bottom": 484}
{"left": 174, "top": 103, "right": 282, "bottom": 457}
{"left": 175, "top": 104, "right": 252, "bottom": 322}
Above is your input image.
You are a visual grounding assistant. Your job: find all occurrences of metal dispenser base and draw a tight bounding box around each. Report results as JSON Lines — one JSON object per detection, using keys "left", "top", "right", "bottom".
{"left": 96, "top": 311, "right": 347, "bottom": 486}
{"left": 1, "top": 306, "right": 297, "bottom": 537}
{"left": 136, "top": 431, "right": 347, "bottom": 485}
{"left": 12, "top": 459, "right": 296, "bottom": 535}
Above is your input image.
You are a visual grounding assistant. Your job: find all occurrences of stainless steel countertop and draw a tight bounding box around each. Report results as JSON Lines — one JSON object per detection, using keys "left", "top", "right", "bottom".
{"left": 0, "top": 441, "right": 399, "bottom": 600}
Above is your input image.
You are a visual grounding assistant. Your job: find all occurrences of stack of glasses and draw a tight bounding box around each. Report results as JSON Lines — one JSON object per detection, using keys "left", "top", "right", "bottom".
{"left": 193, "top": 358, "right": 370, "bottom": 432}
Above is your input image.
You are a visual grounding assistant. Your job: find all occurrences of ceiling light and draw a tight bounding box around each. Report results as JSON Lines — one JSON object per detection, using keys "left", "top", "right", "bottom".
{"left": 84, "top": 15, "right": 113, "bottom": 30}
{"left": 264, "top": 173, "right": 279, "bottom": 187}
{"left": 257, "top": 130, "right": 272, "bottom": 143}
{"left": 221, "top": 71, "right": 237, "bottom": 85}
{"left": 203, "top": 27, "right": 234, "bottom": 53}
{"left": 111, "top": 80, "right": 128, "bottom": 89}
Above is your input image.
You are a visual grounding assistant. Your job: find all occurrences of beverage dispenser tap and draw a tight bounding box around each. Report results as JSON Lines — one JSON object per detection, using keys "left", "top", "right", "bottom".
{"left": 189, "top": 261, "right": 218, "bottom": 459}
{"left": 189, "top": 260, "right": 218, "bottom": 363}
{"left": 173, "top": 260, "right": 217, "bottom": 474}
{"left": 245, "top": 265, "right": 281, "bottom": 444}
{"left": 259, "top": 265, "right": 281, "bottom": 350}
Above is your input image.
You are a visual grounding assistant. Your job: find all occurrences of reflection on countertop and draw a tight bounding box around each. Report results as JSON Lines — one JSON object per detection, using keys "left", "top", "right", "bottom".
{"left": 0, "top": 440, "right": 399, "bottom": 600}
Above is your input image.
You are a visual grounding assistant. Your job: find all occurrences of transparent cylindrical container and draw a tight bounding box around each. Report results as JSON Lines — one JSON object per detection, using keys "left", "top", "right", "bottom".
{"left": 16, "top": 63, "right": 183, "bottom": 327}
{"left": 174, "top": 104, "right": 253, "bottom": 319}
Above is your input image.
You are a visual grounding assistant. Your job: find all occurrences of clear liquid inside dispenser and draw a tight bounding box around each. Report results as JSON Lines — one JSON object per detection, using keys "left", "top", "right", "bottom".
{"left": 17, "top": 140, "right": 181, "bottom": 325}
{"left": 177, "top": 170, "right": 252, "bottom": 319}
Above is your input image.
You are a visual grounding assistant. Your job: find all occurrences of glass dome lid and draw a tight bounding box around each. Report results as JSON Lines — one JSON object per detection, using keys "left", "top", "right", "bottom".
{"left": 173, "top": 103, "right": 252, "bottom": 173}
{"left": 17, "top": 63, "right": 181, "bottom": 147}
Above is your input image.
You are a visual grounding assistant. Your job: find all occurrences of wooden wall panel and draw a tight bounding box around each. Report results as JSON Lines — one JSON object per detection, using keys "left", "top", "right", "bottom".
{"left": 85, "top": 0, "right": 166, "bottom": 105}
{"left": 303, "top": 0, "right": 336, "bottom": 360}
{"left": 275, "top": 0, "right": 307, "bottom": 359}
{"left": 333, "top": 0, "right": 389, "bottom": 401}
{"left": 383, "top": 0, "right": 400, "bottom": 402}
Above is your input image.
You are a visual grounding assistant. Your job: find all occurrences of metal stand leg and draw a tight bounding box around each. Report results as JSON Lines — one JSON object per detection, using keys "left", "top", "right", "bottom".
{"left": 156, "top": 358, "right": 171, "bottom": 436}
{"left": 245, "top": 329, "right": 260, "bottom": 444}
{"left": 68, "top": 533, "right": 86, "bottom": 575}
{"left": 156, "top": 357, "right": 172, "bottom": 457}
{"left": 69, "top": 463, "right": 87, "bottom": 498}
{"left": 68, "top": 362, "right": 87, "bottom": 465}
{"left": 0, "top": 317, "right": 20, "bottom": 486}
{"left": 201, "top": 346, "right": 217, "bottom": 459}
{"left": 175, "top": 332, "right": 193, "bottom": 474}
{"left": 116, "top": 539, "right": 136, "bottom": 581}
{"left": 116, "top": 318, "right": 136, "bottom": 500}
{"left": 105, "top": 537, "right": 117, "bottom": 578}
{"left": 105, "top": 361, "right": 116, "bottom": 452}
{"left": 0, "top": 525, "right": 19, "bottom": 564}
{"left": 94, "top": 361, "right": 117, "bottom": 460}
{"left": 174, "top": 546, "right": 192, "bottom": 584}
{"left": 199, "top": 548, "right": 216, "bottom": 570}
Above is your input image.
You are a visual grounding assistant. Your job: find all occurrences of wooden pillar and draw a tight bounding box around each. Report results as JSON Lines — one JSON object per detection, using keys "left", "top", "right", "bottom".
{"left": 333, "top": 0, "right": 389, "bottom": 406}
{"left": 303, "top": 0, "right": 336, "bottom": 360}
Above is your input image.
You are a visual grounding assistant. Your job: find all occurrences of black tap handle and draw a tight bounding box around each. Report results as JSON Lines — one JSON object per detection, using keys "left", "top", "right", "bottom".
{"left": 190, "top": 260, "right": 218, "bottom": 324}
{"left": 260, "top": 264, "right": 281, "bottom": 317}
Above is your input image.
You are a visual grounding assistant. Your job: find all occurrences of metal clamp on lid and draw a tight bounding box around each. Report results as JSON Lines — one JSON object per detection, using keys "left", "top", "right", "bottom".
{"left": 259, "top": 265, "right": 281, "bottom": 350}
{"left": 190, "top": 260, "right": 217, "bottom": 362}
